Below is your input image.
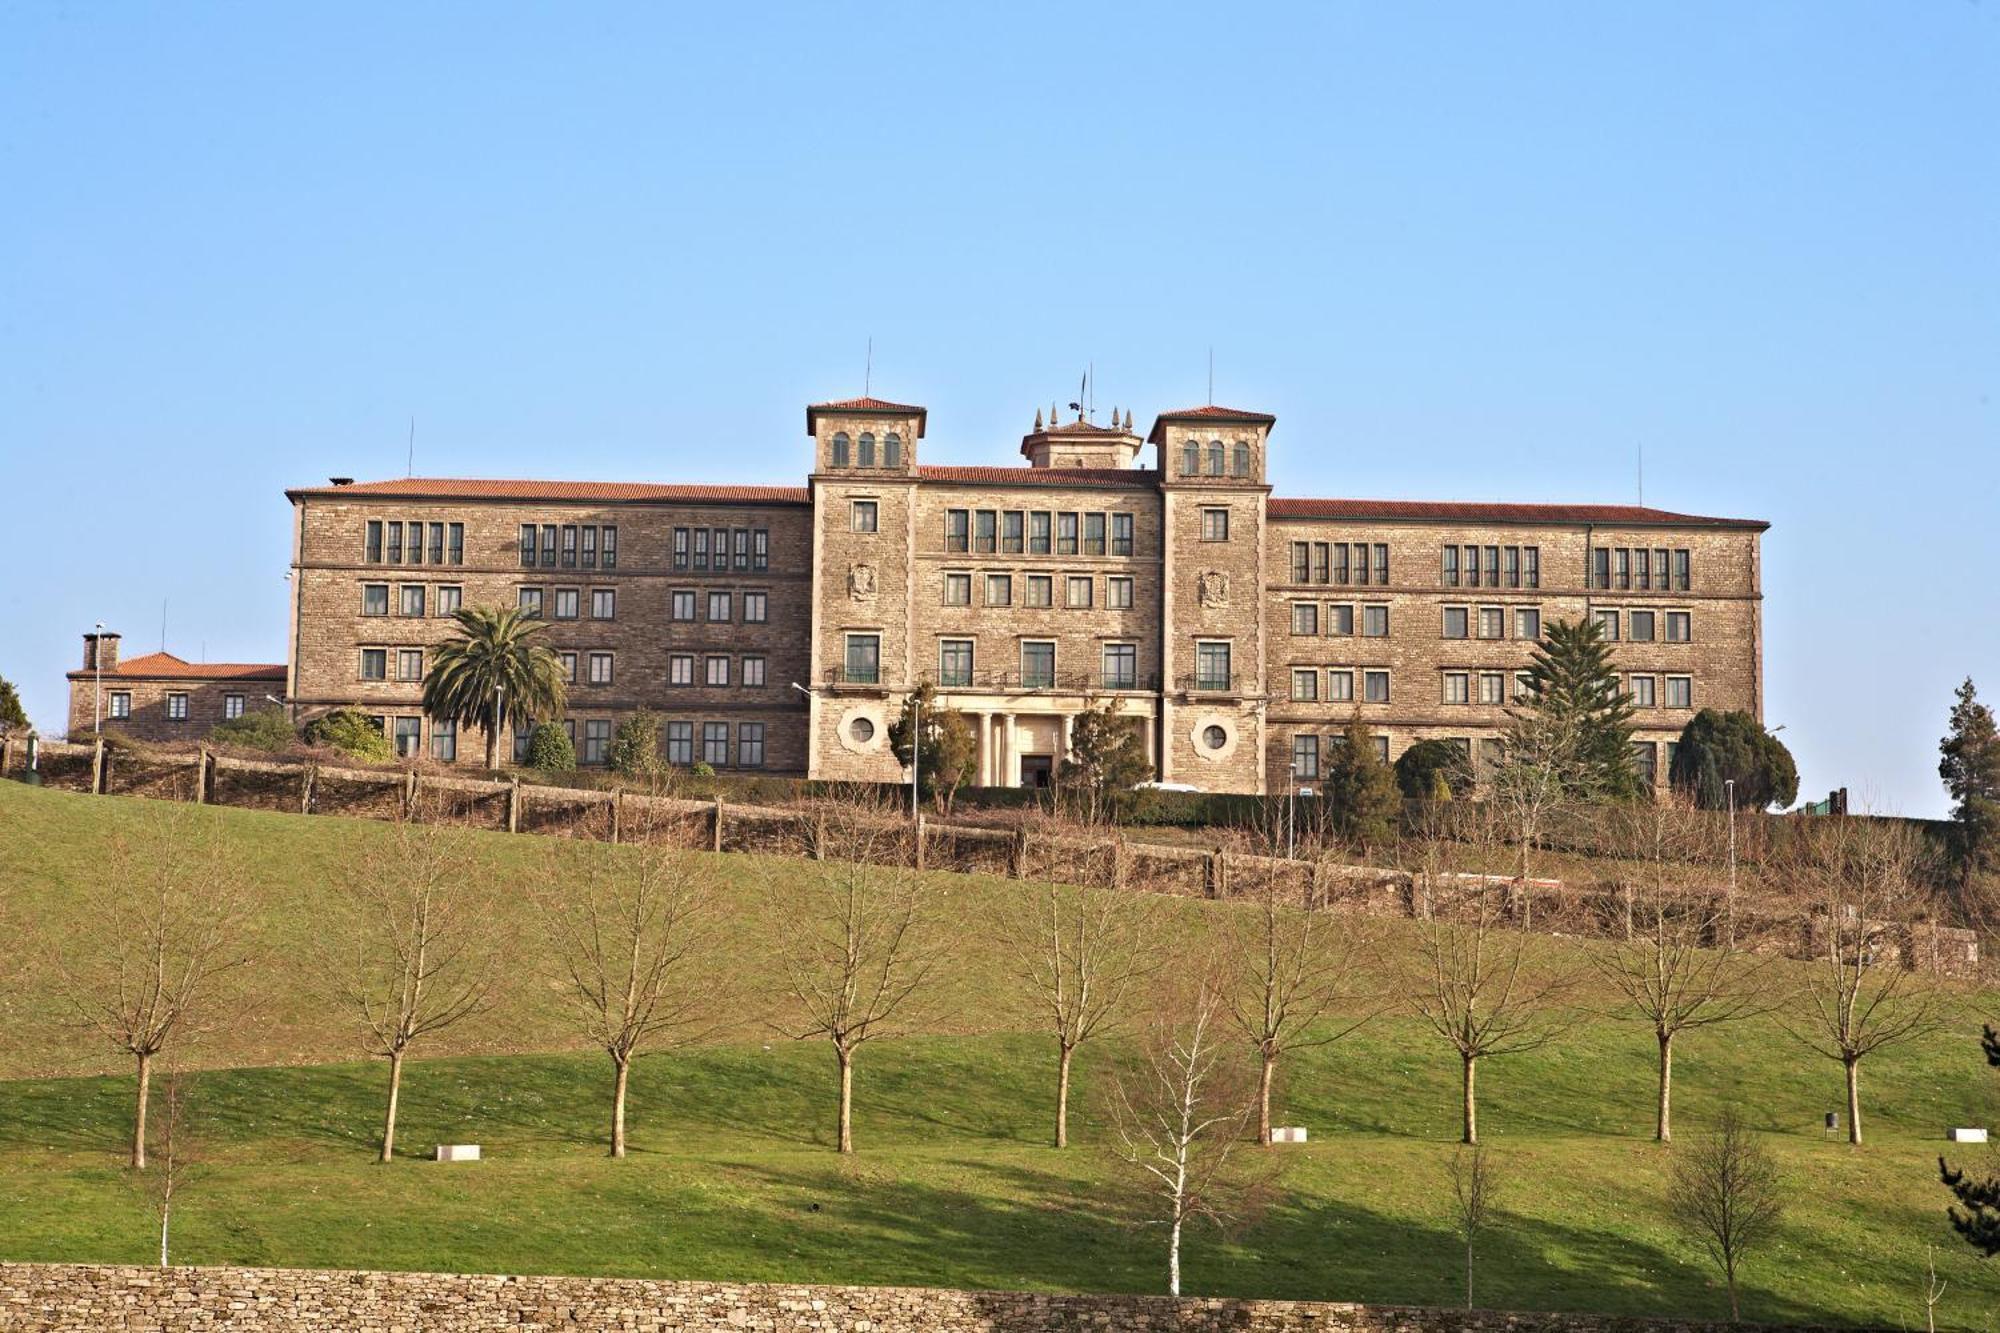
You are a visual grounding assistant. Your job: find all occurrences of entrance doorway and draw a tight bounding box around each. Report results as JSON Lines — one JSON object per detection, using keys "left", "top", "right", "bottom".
{"left": 1019, "top": 754, "right": 1053, "bottom": 789}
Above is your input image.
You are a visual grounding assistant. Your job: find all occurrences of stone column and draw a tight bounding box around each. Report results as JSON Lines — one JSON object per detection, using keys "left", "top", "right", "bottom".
{"left": 976, "top": 712, "right": 993, "bottom": 787}
{"left": 1060, "top": 712, "right": 1075, "bottom": 763}
{"left": 1000, "top": 713, "right": 1017, "bottom": 787}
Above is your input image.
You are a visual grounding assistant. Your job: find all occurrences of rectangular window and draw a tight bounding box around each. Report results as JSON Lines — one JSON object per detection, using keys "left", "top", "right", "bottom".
{"left": 1615, "top": 547, "right": 1631, "bottom": 590}
{"left": 852, "top": 500, "right": 879, "bottom": 533}
{"left": 520, "top": 524, "right": 537, "bottom": 566}
{"left": 560, "top": 652, "right": 578, "bottom": 684}
{"left": 1504, "top": 546, "right": 1520, "bottom": 589}
{"left": 692, "top": 529, "right": 710, "bottom": 570}
{"left": 976, "top": 510, "right": 998, "bottom": 553}
{"left": 1516, "top": 608, "right": 1542, "bottom": 640}
{"left": 583, "top": 719, "right": 612, "bottom": 765}
{"left": 1332, "top": 544, "right": 1351, "bottom": 584}
{"left": 591, "top": 589, "right": 615, "bottom": 620}
{"left": 666, "top": 722, "right": 693, "bottom": 766}
{"left": 1200, "top": 508, "right": 1229, "bottom": 542}
{"left": 742, "top": 654, "right": 767, "bottom": 688}
{"left": 1362, "top": 605, "right": 1389, "bottom": 637}
{"left": 518, "top": 587, "right": 543, "bottom": 618}
{"left": 1291, "top": 603, "right": 1319, "bottom": 635}
{"left": 365, "top": 521, "right": 384, "bottom": 563}
{"left": 581, "top": 525, "right": 597, "bottom": 569}
{"left": 1634, "top": 547, "right": 1650, "bottom": 590}
{"left": 399, "top": 585, "right": 425, "bottom": 617}
{"left": 733, "top": 529, "right": 750, "bottom": 571}
{"left": 1066, "top": 575, "right": 1093, "bottom": 609}
{"left": 1292, "top": 542, "right": 1311, "bottom": 584}
{"left": 428, "top": 523, "right": 444, "bottom": 564}
{"left": 550, "top": 588, "right": 577, "bottom": 620}
{"left": 223, "top": 693, "right": 245, "bottom": 720}
{"left": 1441, "top": 546, "right": 1458, "bottom": 587}
{"left": 702, "top": 722, "right": 730, "bottom": 767}
{"left": 1291, "top": 669, "right": 1320, "bottom": 702}
{"left": 743, "top": 592, "right": 768, "bottom": 623}
{"left": 1327, "top": 604, "right": 1355, "bottom": 636}
{"left": 1313, "top": 543, "right": 1331, "bottom": 584}
{"left": 707, "top": 591, "right": 732, "bottom": 622}
{"left": 1021, "top": 641, "right": 1056, "bottom": 689}
{"left": 1673, "top": 549, "right": 1690, "bottom": 591}
{"left": 1292, "top": 734, "right": 1320, "bottom": 780}
{"left": 1633, "top": 741, "right": 1658, "bottom": 786}
{"left": 704, "top": 655, "right": 730, "bottom": 687}
{"left": 1376, "top": 544, "right": 1391, "bottom": 585}
{"left": 562, "top": 525, "right": 578, "bottom": 568}
{"left": 986, "top": 574, "right": 1012, "bottom": 607}
{"left": 671, "top": 590, "right": 695, "bottom": 621}
{"left": 670, "top": 654, "right": 694, "bottom": 686}
{"left": 394, "top": 717, "right": 421, "bottom": 757}
{"left": 1481, "top": 546, "right": 1498, "bottom": 588}
{"left": 396, "top": 648, "right": 423, "bottom": 682}
{"left": 1101, "top": 642, "right": 1136, "bottom": 690}
{"left": 1477, "top": 606, "right": 1505, "bottom": 640}
{"left": 1525, "top": 547, "right": 1540, "bottom": 589}
{"left": 388, "top": 522, "right": 405, "bottom": 563}
{"left": 1353, "top": 543, "right": 1371, "bottom": 585}
{"left": 1057, "top": 512, "right": 1079, "bottom": 555}
{"left": 1443, "top": 671, "right": 1470, "bottom": 704}
{"left": 446, "top": 522, "right": 462, "bottom": 565}
{"left": 1665, "top": 611, "right": 1691, "bottom": 642}
{"left": 1083, "top": 512, "right": 1106, "bottom": 556}
{"left": 1107, "top": 575, "right": 1133, "bottom": 610}
{"left": 431, "top": 720, "right": 457, "bottom": 762}
{"left": 946, "top": 509, "right": 970, "bottom": 552}
{"left": 738, "top": 722, "right": 766, "bottom": 768}
{"left": 1629, "top": 610, "right": 1656, "bottom": 642}
{"left": 1363, "top": 670, "right": 1390, "bottom": 703}
{"left": 1002, "top": 510, "right": 1025, "bottom": 554}
{"left": 514, "top": 725, "right": 534, "bottom": 764}
{"left": 360, "top": 649, "right": 386, "bottom": 681}
{"left": 1195, "top": 641, "right": 1232, "bottom": 691}
{"left": 943, "top": 573, "right": 971, "bottom": 606}
{"left": 1443, "top": 606, "right": 1469, "bottom": 639}
{"left": 541, "top": 525, "right": 557, "bottom": 567}
{"left": 1029, "top": 511, "right": 1051, "bottom": 555}
{"left": 1111, "top": 512, "right": 1134, "bottom": 556}
{"left": 362, "top": 584, "right": 389, "bottom": 616}
{"left": 1666, "top": 676, "right": 1693, "bottom": 709}
{"left": 1327, "top": 670, "right": 1354, "bottom": 703}
{"left": 1632, "top": 675, "right": 1657, "bottom": 708}
{"left": 1478, "top": 672, "right": 1507, "bottom": 705}
{"left": 939, "top": 639, "right": 974, "bottom": 687}
{"left": 1591, "top": 547, "right": 1610, "bottom": 590}
{"left": 1594, "top": 609, "right": 1621, "bottom": 641}
{"left": 1026, "top": 574, "right": 1053, "bottom": 607}
{"left": 436, "top": 585, "right": 462, "bottom": 616}
{"left": 845, "top": 634, "right": 881, "bottom": 685}
{"left": 589, "top": 652, "right": 614, "bottom": 686}
{"left": 752, "top": 529, "right": 768, "bottom": 571}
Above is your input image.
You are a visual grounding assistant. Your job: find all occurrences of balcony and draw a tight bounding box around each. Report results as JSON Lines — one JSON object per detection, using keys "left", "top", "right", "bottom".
{"left": 1175, "top": 672, "right": 1243, "bottom": 695}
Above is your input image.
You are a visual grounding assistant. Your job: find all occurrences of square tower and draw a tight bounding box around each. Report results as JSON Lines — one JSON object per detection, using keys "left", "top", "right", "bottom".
{"left": 807, "top": 397, "right": 925, "bottom": 476}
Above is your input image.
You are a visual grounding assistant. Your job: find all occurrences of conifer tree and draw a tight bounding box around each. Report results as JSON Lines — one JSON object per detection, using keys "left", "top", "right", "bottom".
{"left": 1511, "top": 617, "right": 1641, "bottom": 800}
{"left": 1939, "top": 1024, "right": 2000, "bottom": 1256}
{"left": 1321, "top": 713, "right": 1400, "bottom": 850}
{"left": 1939, "top": 678, "right": 2000, "bottom": 883}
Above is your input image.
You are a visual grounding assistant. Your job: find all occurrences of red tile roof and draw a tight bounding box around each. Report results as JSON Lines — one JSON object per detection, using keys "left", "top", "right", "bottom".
{"left": 287, "top": 478, "right": 811, "bottom": 505}
{"left": 805, "top": 397, "right": 928, "bottom": 437}
{"left": 917, "top": 465, "right": 1159, "bottom": 488}
{"left": 67, "top": 652, "right": 286, "bottom": 682}
{"left": 1146, "top": 404, "right": 1276, "bottom": 443}
{"left": 1268, "top": 497, "right": 1767, "bottom": 529}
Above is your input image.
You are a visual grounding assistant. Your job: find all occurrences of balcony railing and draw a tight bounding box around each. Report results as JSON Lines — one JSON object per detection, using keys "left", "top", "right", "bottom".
{"left": 825, "top": 668, "right": 1160, "bottom": 694}
{"left": 1176, "top": 672, "right": 1242, "bottom": 694}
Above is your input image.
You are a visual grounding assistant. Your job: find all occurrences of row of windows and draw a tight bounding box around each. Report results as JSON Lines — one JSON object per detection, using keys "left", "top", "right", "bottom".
{"left": 1283, "top": 668, "right": 1395, "bottom": 705}
{"left": 518, "top": 524, "right": 620, "bottom": 570}
{"left": 928, "top": 638, "right": 1146, "bottom": 690}
{"left": 941, "top": 509, "right": 1138, "bottom": 556}
{"left": 1288, "top": 731, "right": 1394, "bottom": 776}
{"left": 106, "top": 691, "right": 246, "bottom": 721}
{"left": 829, "top": 431, "right": 903, "bottom": 469}
{"left": 1440, "top": 544, "right": 1541, "bottom": 589}
{"left": 1592, "top": 546, "right": 1691, "bottom": 592}
{"left": 360, "top": 584, "right": 466, "bottom": 618}
{"left": 364, "top": 521, "right": 465, "bottom": 566}
{"left": 514, "top": 586, "right": 770, "bottom": 624}
{"left": 1438, "top": 605, "right": 1545, "bottom": 641}
{"left": 672, "top": 526, "right": 771, "bottom": 572}
{"left": 1286, "top": 602, "right": 1394, "bottom": 638}
{"left": 942, "top": 571, "right": 1136, "bottom": 610}
{"left": 1288, "top": 542, "right": 1391, "bottom": 586}
{"left": 1177, "top": 438, "right": 1255, "bottom": 478}
{"left": 1592, "top": 608, "right": 1694, "bottom": 643}
{"left": 513, "top": 586, "right": 620, "bottom": 621}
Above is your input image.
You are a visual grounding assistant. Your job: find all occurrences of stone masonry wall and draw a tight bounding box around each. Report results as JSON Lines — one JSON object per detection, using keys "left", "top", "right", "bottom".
{"left": 0, "top": 1264, "right": 1871, "bottom": 1333}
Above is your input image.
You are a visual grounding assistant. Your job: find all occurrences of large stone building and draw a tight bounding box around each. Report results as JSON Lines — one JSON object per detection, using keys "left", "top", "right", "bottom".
{"left": 247, "top": 394, "right": 1766, "bottom": 794}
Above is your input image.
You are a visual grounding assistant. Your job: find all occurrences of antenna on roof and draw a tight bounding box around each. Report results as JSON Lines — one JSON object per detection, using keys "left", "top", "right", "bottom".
{"left": 407, "top": 415, "right": 416, "bottom": 478}
{"left": 864, "top": 336, "right": 873, "bottom": 397}
{"left": 1087, "top": 361, "right": 1094, "bottom": 421}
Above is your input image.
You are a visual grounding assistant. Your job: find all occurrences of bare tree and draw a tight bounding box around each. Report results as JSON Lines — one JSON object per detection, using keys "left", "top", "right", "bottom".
{"left": 1107, "top": 966, "right": 1272, "bottom": 1297}
{"left": 1920, "top": 1244, "right": 1948, "bottom": 1333}
{"left": 52, "top": 808, "right": 251, "bottom": 1169}
{"left": 1780, "top": 818, "right": 1950, "bottom": 1145}
{"left": 1445, "top": 1142, "right": 1502, "bottom": 1309}
{"left": 1007, "top": 879, "right": 1158, "bottom": 1148}
{"left": 1227, "top": 860, "right": 1376, "bottom": 1144}
{"left": 773, "top": 852, "right": 936, "bottom": 1153}
{"left": 326, "top": 817, "right": 499, "bottom": 1163}
{"left": 1667, "top": 1107, "right": 1784, "bottom": 1321}
{"left": 535, "top": 827, "right": 715, "bottom": 1158}
{"left": 138, "top": 1070, "right": 197, "bottom": 1266}
{"left": 1488, "top": 708, "right": 1580, "bottom": 931}
{"left": 1596, "top": 805, "right": 1780, "bottom": 1142}
{"left": 1408, "top": 846, "right": 1575, "bottom": 1144}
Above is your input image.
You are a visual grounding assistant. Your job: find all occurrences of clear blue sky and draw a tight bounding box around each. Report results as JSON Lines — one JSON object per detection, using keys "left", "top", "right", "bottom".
{"left": 2, "top": 3, "right": 1993, "bottom": 815}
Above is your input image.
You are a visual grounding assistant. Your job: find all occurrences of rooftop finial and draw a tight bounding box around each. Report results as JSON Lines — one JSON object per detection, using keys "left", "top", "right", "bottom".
{"left": 1033, "top": 408, "right": 1044, "bottom": 431}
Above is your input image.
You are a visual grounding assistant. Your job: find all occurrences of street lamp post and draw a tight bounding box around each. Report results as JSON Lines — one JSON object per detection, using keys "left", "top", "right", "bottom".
{"left": 909, "top": 692, "right": 922, "bottom": 823}
{"left": 1288, "top": 760, "right": 1301, "bottom": 860}
{"left": 1724, "top": 777, "right": 1738, "bottom": 945}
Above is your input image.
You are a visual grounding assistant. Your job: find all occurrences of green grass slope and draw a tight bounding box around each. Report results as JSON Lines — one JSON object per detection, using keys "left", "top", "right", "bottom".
{"left": 0, "top": 781, "right": 1996, "bottom": 1327}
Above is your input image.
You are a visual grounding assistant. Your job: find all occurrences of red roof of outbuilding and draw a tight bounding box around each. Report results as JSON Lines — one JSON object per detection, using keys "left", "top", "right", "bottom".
{"left": 287, "top": 478, "right": 811, "bottom": 505}
{"left": 67, "top": 652, "right": 286, "bottom": 682}
{"left": 1268, "top": 497, "right": 1767, "bottom": 529}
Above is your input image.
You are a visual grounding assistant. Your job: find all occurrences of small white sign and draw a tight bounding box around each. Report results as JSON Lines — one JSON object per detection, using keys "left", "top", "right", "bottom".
{"left": 434, "top": 1144, "right": 482, "bottom": 1162}
{"left": 1946, "top": 1127, "right": 1988, "bottom": 1143}
{"left": 1270, "top": 1127, "right": 1309, "bottom": 1144}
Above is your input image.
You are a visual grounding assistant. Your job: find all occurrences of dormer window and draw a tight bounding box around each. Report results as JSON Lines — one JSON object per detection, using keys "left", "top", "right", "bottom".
{"left": 1207, "top": 440, "right": 1225, "bottom": 475}
{"left": 858, "top": 432, "right": 876, "bottom": 467}
{"left": 832, "top": 432, "right": 851, "bottom": 467}
{"left": 1182, "top": 439, "right": 1200, "bottom": 475}
{"left": 1233, "top": 443, "right": 1251, "bottom": 477}
{"left": 884, "top": 432, "right": 901, "bottom": 468}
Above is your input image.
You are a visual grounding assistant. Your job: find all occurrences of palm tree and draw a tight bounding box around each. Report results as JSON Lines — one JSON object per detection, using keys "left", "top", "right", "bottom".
{"left": 422, "top": 605, "right": 567, "bottom": 769}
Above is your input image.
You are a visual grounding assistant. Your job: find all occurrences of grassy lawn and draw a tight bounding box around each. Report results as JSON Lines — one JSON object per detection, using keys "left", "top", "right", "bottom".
{"left": 1, "top": 781, "right": 1997, "bottom": 1327}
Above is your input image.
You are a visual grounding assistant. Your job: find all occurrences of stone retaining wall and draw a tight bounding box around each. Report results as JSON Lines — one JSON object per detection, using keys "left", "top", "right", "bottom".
{"left": 0, "top": 1264, "right": 1865, "bottom": 1333}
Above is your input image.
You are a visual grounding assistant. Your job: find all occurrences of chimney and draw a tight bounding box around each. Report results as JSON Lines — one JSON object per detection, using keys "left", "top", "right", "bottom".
{"left": 83, "top": 630, "right": 122, "bottom": 672}
{"left": 329, "top": 476, "right": 354, "bottom": 487}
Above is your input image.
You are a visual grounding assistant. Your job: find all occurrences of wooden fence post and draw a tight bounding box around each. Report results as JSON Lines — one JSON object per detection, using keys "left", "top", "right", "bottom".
{"left": 1307, "top": 856, "right": 1325, "bottom": 910}
{"left": 812, "top": 811, "right": 827, "bottom": 861}
{"left": 193, "top": 747, "right": 209, "bottom": 805}
{"left": 507, "top": 778, "right": 521, "bottom": 833}
{"left": 300, "top": 763, "right": 316, "bottom": 815}
{"left": 1112, "top": 836, "right": 1127, "bottom": 892}
{"left": 711, "top": 798, "right": 725, "bottom": 853}
{"left": 1011, "top": 825, "right": 1030, "bottom": 879}
{"left": 91, "top": 738, "right": 107, "bottom": 795}
{"left": 611, "top": 789, "right": 624, "bottom": 845}
{"left": 404, "top": 769, "right": 418, "bottom": 819}
{"left": 0, "top": 735, "right": 11, "bottom": 775}
{"left": 914, "top": 813, "right": 926, "bottom": 872}
{"left": 1206, "top": 848, "right": 1227, "bottom": 899}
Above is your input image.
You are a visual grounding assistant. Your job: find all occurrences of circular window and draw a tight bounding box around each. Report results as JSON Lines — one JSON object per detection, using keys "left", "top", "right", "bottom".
{"left": 850, "top": 717, "right": 876, "bottom": 744}
{"left": 1203, "top": 724, "right": 1228, "bottom": 751}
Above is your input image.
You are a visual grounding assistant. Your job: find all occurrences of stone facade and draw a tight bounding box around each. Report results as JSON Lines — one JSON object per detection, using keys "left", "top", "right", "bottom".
{"left": 0, "top": 1264, "right": 1864, "bottom": 1333}
{"left": 268, "top": 395, "right": 1766, "bottom": 793}
{"left": 63, "top": 633, "right": 286, "bottom": 742}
